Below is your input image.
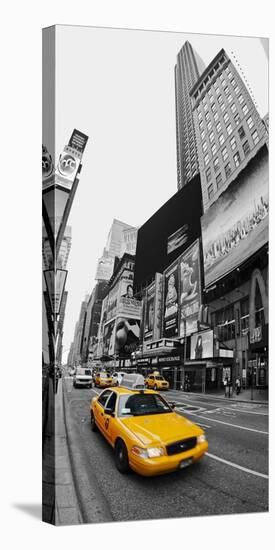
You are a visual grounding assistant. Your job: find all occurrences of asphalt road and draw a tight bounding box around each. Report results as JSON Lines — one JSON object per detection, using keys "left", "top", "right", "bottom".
{"left": 62, "top": 377, "right": 268, "bottom": 524}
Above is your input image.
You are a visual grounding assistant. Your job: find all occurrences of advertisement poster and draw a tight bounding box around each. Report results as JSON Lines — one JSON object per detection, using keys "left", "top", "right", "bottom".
{"left": 201, "top": 146, "right": 268, "bottom": 288}
{"left": 190, "top": 330, "right": 214, "bottom": 360}
{"left": 115, "top": 318, "right": 140, "bottom": 357}
{"left": 179, "top": 240, "right": 201, "bottom": 337}
{"left": 163, "top": 262, "right": 179, "bottom": 337}
{"left": 167, "top": 224, "right": 188, "bottom": 255}
{"left": 106, "top": 284, "right": 119, "bottom": 321}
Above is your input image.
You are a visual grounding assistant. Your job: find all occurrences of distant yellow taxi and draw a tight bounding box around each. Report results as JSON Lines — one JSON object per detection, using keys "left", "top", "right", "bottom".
{"left": 94, "top": 372, "right": 115, "bottom": 388}
{"left": 145, "top": 373, "right": 169, "bottom": 391}
{"left": 90, "top": 375, "right": 208, "bottom": 476}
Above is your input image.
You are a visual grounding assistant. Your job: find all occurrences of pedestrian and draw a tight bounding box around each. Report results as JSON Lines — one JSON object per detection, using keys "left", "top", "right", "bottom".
{"left": 235, "top": 377, "right": 241, "bottom": 395}
{"left": 223, "top": 376, "right": 228, "bottom": 397}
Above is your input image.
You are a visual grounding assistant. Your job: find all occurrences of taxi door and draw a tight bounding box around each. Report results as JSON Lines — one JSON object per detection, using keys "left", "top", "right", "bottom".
{"left": 100, "top": 391, "right": 118, "bottom": 445}
{"left": 94, "top": 390, "right": 112, "bottom": 432}
{"left": 147, "top": 375, "right": 154, "bottom": 389}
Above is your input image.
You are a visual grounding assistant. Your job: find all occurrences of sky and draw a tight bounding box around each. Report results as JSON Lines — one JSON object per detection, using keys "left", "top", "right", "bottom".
{"left": 48, "top": 25, "right": 268, "bottom": 359}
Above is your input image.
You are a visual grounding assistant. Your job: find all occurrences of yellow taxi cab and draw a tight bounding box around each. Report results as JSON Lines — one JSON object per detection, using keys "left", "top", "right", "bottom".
{"left": 145, "top": 373, "right": 169, "bottom": 391}
{"left": 90, "top": 374, "right": 208, "bottom": 476}
{"left": 94, "top": 371, "right": 115, "bottom": 388}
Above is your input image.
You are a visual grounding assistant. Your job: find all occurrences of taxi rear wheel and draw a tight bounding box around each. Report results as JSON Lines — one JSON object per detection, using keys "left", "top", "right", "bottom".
{"left": 115, "top": 440, "right": 129, "bottom": 473}
{"left": 90, "top": 412, "right": 98, "bottom": 432}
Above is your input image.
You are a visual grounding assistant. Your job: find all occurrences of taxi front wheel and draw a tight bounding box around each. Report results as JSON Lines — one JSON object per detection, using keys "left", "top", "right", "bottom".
{"left": 115, "top": 440, "right": 129, "bottom": 473}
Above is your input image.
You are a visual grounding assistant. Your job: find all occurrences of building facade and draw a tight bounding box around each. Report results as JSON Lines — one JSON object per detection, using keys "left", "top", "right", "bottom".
{"left": 95, "top": 219, "right": 137, "bottom": 281}
{"left": 175, "top": 41, "right": 205, "bottom": 189}
{"left": 95, "top": 253, "right": 142, "bottom": 368}
{"left": 190, "top": 49, "right": 267, "bottom": 213}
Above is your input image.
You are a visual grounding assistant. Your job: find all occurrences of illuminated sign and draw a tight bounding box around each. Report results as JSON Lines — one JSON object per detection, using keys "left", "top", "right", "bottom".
{"left": 179, "top": 240, "right": 201, "bottom": 337}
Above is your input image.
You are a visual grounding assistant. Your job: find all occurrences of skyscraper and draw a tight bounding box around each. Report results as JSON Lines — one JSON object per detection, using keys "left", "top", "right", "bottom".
{"left": 95, "top": 219, "right": 137, "bottom": 281}
{"left": 175, "top": 41, "right": 205, "bottom": 189}
{"left": 190, "top": 48, "right": 267, "bottom": 212}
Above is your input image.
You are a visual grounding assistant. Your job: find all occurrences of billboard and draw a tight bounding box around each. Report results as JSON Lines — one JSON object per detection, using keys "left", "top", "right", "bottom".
{"left": 134, "top": 174, "right": 202, "bottom": 290}
{"left": 190, "top": 330, "right": 214, "bottom": 360}
{"left": 144, "top": 283, "right": 155, "bottom": 337}
{"left": 163, "top": 261, "right": 179, "bottom": 338}
{"left": 202, "top": 146, "right": 268, "bottom": 288}
{"left": 103, "top": 320, "right": 116, "bottom": 356}
{"left": 115, "top": 318, "right": 140, "bottom": 357}
{"left": 179, "top": 240, "right": 202, "bottom": 337}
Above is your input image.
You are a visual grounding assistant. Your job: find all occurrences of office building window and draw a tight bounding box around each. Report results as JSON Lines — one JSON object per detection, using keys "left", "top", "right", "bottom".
{"left": 202, "top": 141, "right": 207, "bottom": 152}
{"left": 204, "top": 153, "right": 210, "bottom": 165}
{"left": 214, "top": 81, "right": 218, "bottom": 89}
{"left": 252, "top": 129, "right": 260, "bottom": 144}
{"left": 224, "top": 86, "right": 229, "bottom": 95}
{"left": 205, "top": 167, "right": 211, "bottom": 183}
{"left": 207, "top": 120, "right": 212, "bottom": 130}
{"left": 201, "top": 129, "right": 205, "bottom": 140}
{"left": 233, "top": 151, "right": 241, "bottom": 167}
{"left": 221, "top": 102, "right": 226, "bottom": 112}
{"left": 221, "top": 78, "right": 226, "bottom": 87}
{"left": 219, "top": 133, "right": 225, "bottom": 146}
{"left": 228, "top": 94, "right": 233, "bottom": 103}
{"left": 198, "top": 111, "right": 202, "bottom": 121}
{"left": 247, "top": 116, "right": 254, "bottom": 129}
{"left": 231, "top": 102, "right": 237, "bottom": 114}
{"left": 209, "top": 94, "right": 214, "bottom": 103}
{"left": 211, "top": 143, "right": 217, "bottom": 155}
{"left": 204, "top": 102, "right": 208, "bottom": 112}
{"left": 205, "top": 111, "right": 210, "bottom": 121}
{"left": 228, "top": 71, "right": 232, "bottom": 79}
{"left": 213, "top": 157, "right": 219, "bottom": 172}
{"left": 238, "top": 125, "right": 246, "bottom": 139}
{"left": 235, "top": 85, "right": 240, "bottom": 94}
{"left": 242, "top": 103, "right": 249, "bottom": 115}
{"left": 216, "top": 172, "right": 222, "bottom": 188}
{"left": 242, "top": 140, "right": 250, "bottom": 156}
{"left": 230, "top": 136, "right": 237, "bottom": 150}
{"left": 238, "top": 93, "right": 244, "bottom": 104}
{"left": 231, "top": 78, "right": 236, "bottom": 87}
{"left": 209, "top": 131, "right": 214, "bottom": 143}
{"left": 224, "top": 162, "right": 231, "bottom": 178}
{"left": 199, "top": 120, "right": 203, "bottom": 130}
{"left": 234, "top": 113, "right": 241, "bottom": 125}
{"left": 226, "top": 123, "right": 233, "bottom": 135}
{"left": 214, "top": 111, "right": 219, "bottom": 122}
{"left": 211, "top": 102, "right": 217, "bottom": 112}
{"left": 217, "top": 94, "right": 222, "bottom": 104}
{"left": 208, "top": 183, "right": 214, "bottom": 199}
{"left": 216, "top": 121, "right": 222, "bottom": 133}
{"left": 223, "top": 112, "right": 229, "bottom": 123}
{"left": 203, "top": 96, "right": 207, "bottom": 104}
{"left": 222, "top": 146, "right": 228, "bottom": 161}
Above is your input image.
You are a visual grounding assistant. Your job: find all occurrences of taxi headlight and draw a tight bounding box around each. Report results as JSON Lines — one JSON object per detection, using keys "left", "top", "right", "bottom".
{"left": 131, "top": 446, "right": 165, "bottom": 459}
{"left": 197, "top": 434, "right": 206, "bottom": 444}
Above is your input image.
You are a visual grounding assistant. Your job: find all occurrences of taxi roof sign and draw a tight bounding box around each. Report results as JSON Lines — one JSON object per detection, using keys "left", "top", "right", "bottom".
{"left": 120, "top": 373, "right": 145, "bottom": 390}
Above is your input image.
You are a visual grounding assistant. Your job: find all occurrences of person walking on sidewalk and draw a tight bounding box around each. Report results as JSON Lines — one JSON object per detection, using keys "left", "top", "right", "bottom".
{"left": 235, "top": 376, "right": 241, "bottom": 395}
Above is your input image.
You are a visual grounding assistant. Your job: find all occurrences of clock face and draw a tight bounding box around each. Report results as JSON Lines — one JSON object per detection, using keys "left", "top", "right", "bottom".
{"left": 42, "top": 151, "right": 53, "bottom": 178}
{"left": 58, "top": 153, "right": 77, "bottom": 176}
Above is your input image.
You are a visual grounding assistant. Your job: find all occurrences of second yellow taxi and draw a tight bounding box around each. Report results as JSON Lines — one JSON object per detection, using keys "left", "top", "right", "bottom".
{"left": 145, "top": 373, "right": 169, "bottom": 391}
{"left": 94, "top": 371, "right": 115, "bottom": 388}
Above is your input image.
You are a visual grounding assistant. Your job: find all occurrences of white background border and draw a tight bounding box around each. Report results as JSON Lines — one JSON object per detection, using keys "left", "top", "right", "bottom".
{"left": 1, "top": 0, "right": 273, "bottom": 548}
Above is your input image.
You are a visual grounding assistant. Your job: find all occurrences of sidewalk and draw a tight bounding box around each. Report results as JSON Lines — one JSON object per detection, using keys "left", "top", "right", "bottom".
{"left": 42, "top": 377, "right": 83, "bottom": 526}
{"left": 177, "top": 387, "right": 268, "bottom": 405}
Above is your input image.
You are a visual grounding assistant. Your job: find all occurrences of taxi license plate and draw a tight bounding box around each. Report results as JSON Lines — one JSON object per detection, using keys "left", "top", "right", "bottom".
{"left": 179, "top": 458, "right": 193, "bottom": 469}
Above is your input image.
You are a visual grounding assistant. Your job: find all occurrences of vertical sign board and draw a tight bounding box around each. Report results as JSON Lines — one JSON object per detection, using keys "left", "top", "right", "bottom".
{"left": 179, "top": 240, "right": 202, "bottom": 337}
{"left": 163, "top": 260, "right": 179, "bottom": 338}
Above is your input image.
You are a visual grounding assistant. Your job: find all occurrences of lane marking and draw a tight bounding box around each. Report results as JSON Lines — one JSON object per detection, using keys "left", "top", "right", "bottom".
{"left": 185, "top": 411, "right": 268, "bottom": 434}
{"left": 166, "top": 393, "right": 268, "bottom": 416}
{"left": 206, "top": 452, "right": 268, "bottom": 479}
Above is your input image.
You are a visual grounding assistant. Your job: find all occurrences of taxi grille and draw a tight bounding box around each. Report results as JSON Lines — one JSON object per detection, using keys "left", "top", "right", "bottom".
{"left": 166, "top": 437, "right": 197, "bottom": 456}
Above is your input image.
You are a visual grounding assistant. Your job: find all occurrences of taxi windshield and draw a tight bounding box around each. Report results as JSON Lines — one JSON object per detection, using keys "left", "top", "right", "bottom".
{"left": 100, "top": 373, "right": 109, "bottom": 379}
{"left": 118, "top": 393, "right": 172, "bottom": 417}
{"left": 155, "top": 376, "right": 164, "bottom": 380}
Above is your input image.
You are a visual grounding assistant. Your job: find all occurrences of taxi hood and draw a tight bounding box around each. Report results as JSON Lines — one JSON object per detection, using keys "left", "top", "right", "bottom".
{"left": 120, "top": 412, "right": 202, "bottom": 447}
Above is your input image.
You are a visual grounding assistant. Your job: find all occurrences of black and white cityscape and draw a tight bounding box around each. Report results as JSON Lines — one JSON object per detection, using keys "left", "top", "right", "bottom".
{"left": 42, "top": 27, "right": 269, "bottom": 526}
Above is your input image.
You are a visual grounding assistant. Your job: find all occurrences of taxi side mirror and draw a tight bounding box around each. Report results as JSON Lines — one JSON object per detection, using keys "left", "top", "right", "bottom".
{"left": 170, "top": 402, "right": 176, "bottom": 409}
{"left": 104, "top": 407, "right": 115, "bottom": 417}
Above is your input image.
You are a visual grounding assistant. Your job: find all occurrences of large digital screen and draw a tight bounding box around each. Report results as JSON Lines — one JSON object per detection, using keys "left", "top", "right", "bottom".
{"left": 201, "top": 146, "right": 268, "bottom": 288}
{"left": 190, "top": 330, "right": 214, "bottom": 360}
